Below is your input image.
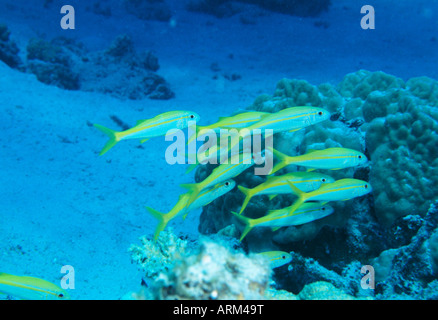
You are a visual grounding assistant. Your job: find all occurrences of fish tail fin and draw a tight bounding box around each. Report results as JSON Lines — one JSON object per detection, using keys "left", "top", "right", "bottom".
{"left": 270, "top": 148, "right": 291, "bottom": 174}
{"left": 93, "top": 123, "right": 121, "bottom": 156}
{"left": 145, "top": 206, "right": 169, "bottom": 241}
{"left": 237, "top": 185, "right": 254, "bottom": 214}
{"left": 231, "top": 211, "right": 255, "bottom": 241}
{"left": 185, "top": 163, "right": 198, "bottom": 174}
{"left": 286, "top": 181, "right": 307, "bottom": 215}
{"left": 180, "top": 183, "right": 202, "bottom": 208}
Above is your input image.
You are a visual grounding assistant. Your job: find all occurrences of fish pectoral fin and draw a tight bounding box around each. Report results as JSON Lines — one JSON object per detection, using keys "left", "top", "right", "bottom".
{"left": 140, "top": 138, "right": 150, "bottom": 144}
{"left": 288, "top": 128, "right": 301, "bottom": 133}
{"left": 271, "top": 227, "right": 281, "bottom": 232}
{"left": 268, "top": 194, "right": 278, "bottom": 201}
{"left": 306, "top": 168, "right": 316, "bottom": 172}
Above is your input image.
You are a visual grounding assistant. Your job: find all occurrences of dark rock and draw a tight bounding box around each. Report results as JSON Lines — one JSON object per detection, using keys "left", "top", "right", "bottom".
{"left": 105, "top": 34, "right": 134, "bottom": 59}
{"left": 0, "top": 24, "right": 22, "bottom": 68}
{"left": 27, "top": 61, "right": 80, "bottom": 90}
{"left": 27, "top": 38, "right": 71, "bottom": 66}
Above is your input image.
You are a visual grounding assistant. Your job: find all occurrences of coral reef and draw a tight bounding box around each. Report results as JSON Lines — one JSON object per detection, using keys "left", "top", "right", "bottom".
{"left": 199, "top": 69, "right": 437, "bottom": 242}
{"left": 372, "top": 201, "right": 438, "bottom": 299}
{"left": 0, "top": 24, "right": 22, "bottom": 69}
{"left": 131, "top": 234, "right": 271, "bottom": 299}
{"left": 194, "top": 70, "right": 438, "bottom": 300}
{"left": 26, "top": 38, "right": 80, "bottom": 90}
{"left": 187, "top": 0, "right": 331, "bottom": 18}
{"left": 80, "top": 34, "right": 173, "bottom": 100}
{"left": 129, "top": 229, "right": 195, "bottom": 281}
{"left": 21, "top": 33, "right": 173, "bottom": 99}
{"left": 0, "top": 25, "right": 174, "bottom": 99}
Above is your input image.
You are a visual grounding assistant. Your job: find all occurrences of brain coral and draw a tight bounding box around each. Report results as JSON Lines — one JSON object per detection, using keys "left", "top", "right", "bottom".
{"left": 362, "top": 74, "right": 438, "bottom": 226}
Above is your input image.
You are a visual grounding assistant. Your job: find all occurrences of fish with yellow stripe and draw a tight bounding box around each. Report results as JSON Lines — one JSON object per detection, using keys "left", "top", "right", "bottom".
{"left": 94, "top": 110, "right": 200, "bottom": 155}
{"left": 0, "top": 272, "right": 70, "bottom": 300}
{"left": 237, "top": 171, "right": 335, "bottom": 214}
{"left": 270, "top": 147, "right": 368, "bottom": 174}
{"left": 180, "top": 151, "right": 259, "bottom": 209}
{"left": 147, "top": 180, "right": 235, "bottom": 240}
{"left": 187, "top": 111, "right": 270, "bottom": 144}
{"left": 256, "top": 251, "right": 292, "bottom": 269}
{"left": 286, "top": 178, "right": 372, "bottom": 216}
{"left": 240, "top": 106, "right": 330, "bottom": 136}
{"left": 232, "top": 202, "right": 334, "bottom": 241}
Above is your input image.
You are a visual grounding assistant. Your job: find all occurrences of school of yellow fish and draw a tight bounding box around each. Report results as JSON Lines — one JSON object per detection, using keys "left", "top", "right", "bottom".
{"left": 93, "top": 106, "right": 372, "bottom": 269}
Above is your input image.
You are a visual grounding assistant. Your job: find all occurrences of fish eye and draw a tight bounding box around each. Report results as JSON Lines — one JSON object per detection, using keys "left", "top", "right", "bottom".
{"left": 364, "top": 184, "right": 368, "bottom": 189}
{"left": 318, "top": 111, "right": 323, "bottom": 116}
{"left": 358, "top": 155, "right": 362, "bottom": 159}
{"left": 190, "top": 114, "right": 195, "bottom": 119}
{"left": 322, "top": 207, "right": 326, "bottom": 211}
{"left": 225, "top": 181, "right": 230, "bottom": 186}
{"left": 321, "top": 178, "right": 326, "bottom": 182}
{"left": 282, "top": 255, "right": 286, "bottom": 259}
{"left": 58, "top": 293, "right": 64, "bottom": 298}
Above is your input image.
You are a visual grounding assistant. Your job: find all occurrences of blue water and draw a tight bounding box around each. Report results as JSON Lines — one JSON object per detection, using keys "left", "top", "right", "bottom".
{"left": 0, "top": 0, "right": 437, "bottom": 300}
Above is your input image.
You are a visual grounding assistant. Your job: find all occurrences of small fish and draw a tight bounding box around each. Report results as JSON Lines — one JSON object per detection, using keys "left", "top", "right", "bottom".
{"left": 180, "top": 151, "right": 257, "bottom": 209}
{"left": 256, "top": 251, "right": 292, "bottom": 269}
{"left": 232, "top": 202, "right": 334, "bottom": 241}
{"left": 287, "top": 178, "right": 372, "bottom": 216}
{"left": 237, "top": 171, "right": 335, "bottom": 214}
{"left": 241, "top": 106, "right": 330, "bottom": 136}
{"left": 146, "top": 180, "right": 235, "bottom": 240}
{"left": 0, "top": 273, "right": 70, "bottom": 300}
{"left": 94, "top": 110, "right": 200, "bottom": 155}
{"left": 187, "top": 111, "right": 270, "bottom": 144}
{"left": 270, "top": 147, "right": 368, "bottom": 174}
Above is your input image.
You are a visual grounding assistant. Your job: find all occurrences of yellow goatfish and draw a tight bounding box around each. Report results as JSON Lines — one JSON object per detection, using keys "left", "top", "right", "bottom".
{"left": 256, "top": 251, "right": 292, "bottom": 269}
{"left": 241, "top": 106, "right": 330, "bottom": 136}
{"left": 270, "top": 147, "right": 368, "bottom": 174}
{"left": 232, "top": 202, "right": 334, "bottom": 241}
{"left": 287, "top": 178, "right": 372, "bottom": 216}
{"left": 187, "top": 111, "right": 270, "bottom": 144}
{"left": 180, "top": 151, "right": 257, "bottom": 209}
{"left": 237, "top": 172, "right": 335, "bottom": 214}
{"left": 94, "top": 110, "right": 200, "bottom": 155}
{"left": 0, "top": 272, "right": 70, "bottom": 300}
{"left": 271, "top": 148, "right": 368, "bottom": 174}
{"left": 147, "top": 180, "right": 235, "bottom": 240}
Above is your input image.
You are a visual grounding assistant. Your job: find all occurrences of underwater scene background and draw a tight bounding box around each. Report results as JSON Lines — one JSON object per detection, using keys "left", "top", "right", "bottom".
{"left": 0, "top": 0, "right": 437, "bottom": 300}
